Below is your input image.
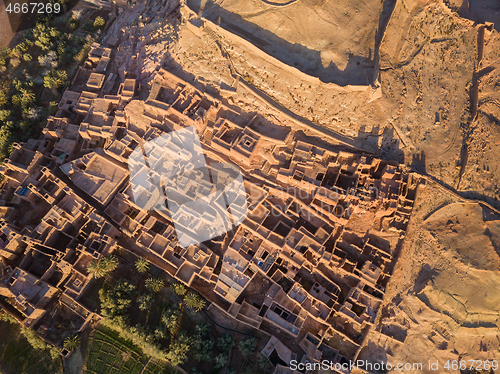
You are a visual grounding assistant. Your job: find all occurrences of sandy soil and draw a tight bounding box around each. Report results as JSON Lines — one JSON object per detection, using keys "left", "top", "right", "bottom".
{"left": 187, "top": 0, "right": 384, "bottom": 85}
{"left": 459, "top": 30, "right": 500, "bottom": 198}
{"left": 359, "top": 182, "right": 500, "bottom": 372}
{"left": 449, "top": 0, "right": 500, "bottom": 31}
{"left": 379, "top": 0, "right": 476, "bottom": 188}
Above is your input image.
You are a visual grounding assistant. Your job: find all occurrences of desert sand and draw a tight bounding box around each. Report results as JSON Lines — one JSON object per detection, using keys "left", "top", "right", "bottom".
{"left": 359, "top": 182, "right": 500, "bottom": 372}
{"left": 187, "top": 0, "right": 384, "bottom": 85}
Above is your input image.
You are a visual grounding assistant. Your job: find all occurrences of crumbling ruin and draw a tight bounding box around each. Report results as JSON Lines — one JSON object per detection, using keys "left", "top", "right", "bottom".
{"left": 0, "top": 34, "right": 418, "bottom": 371}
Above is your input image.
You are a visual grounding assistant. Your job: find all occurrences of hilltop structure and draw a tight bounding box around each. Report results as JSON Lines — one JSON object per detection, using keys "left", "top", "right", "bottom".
{"left": 0, "top": 36, "right": 418, "bottom": 372}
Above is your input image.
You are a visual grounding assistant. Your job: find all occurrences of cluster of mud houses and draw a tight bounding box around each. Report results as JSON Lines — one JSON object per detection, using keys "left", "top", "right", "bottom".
{"left": 0, "top": 38, "right": 418, "bottom": 371}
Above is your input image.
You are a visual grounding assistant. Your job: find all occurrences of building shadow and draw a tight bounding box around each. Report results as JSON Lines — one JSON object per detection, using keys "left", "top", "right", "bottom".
{"left": 187, "top": 0, "right": 397, "bottom": 86}
{"left": 411, "top": 150, "right": 426, "bottom": 174}
{"left": 352, "top": 125, "right": 405, "bottom": 164}
{"left": 456, "top": 0, "right": 500, "bottom": 32}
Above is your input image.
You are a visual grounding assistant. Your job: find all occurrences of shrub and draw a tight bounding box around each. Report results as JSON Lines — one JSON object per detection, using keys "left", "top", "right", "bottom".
{"left": 103, "top": 320, "right": 167, "bottom": 359}
{"left": 72, "top": 9, "right": 84, "bottom": 20}
{"left": 22, "top": 107, "right": 41, "bottom": 121}
{"left": 137, "top": 293, "right": 153, "bottom": 311}
{"left": 217, "top": 334, "right": 234, "bottom": 353}
{"left": 0, "top": 123, "right": 14, "bottom": 159}
{"left": 74, "top": 38, "right": 94, "bottom": 63}
{"left": 214, "top": 353, "right": 228, "bottom": 369}
{"left": 238, "top": 336, "right": 257, "bottom": 356}
{"left": 99, "top": 279, "right": 137, "bottom": 319}
{"left": 166, "top": 332, "right": 191, "bottom": 366}
{"left": 0, "top": 109, "right": 11, "bottom": 122}
{"left": 38, "top": 51, "right": 58, "bottom": 68}
{"left": 50, "top": 347, "right": 60, "bottom": 360}
{"left": 69, "top": 19, "right": 78, "bottom": 30}
{"left": 0, "top": 89, "right": 8, "bottom": 106}
{"left": 0, "top": 312, "right": 17, "bottom": 324}
{"left": 161, "top": 304, "right": 181, "bottom": 333}
{"left": 93, "top": 16, "right": 105, "bottom": 29}
{"left": 258, "top": 354, "right": 270, "bottom": 370}
{"left": 49, "top": 28, "right": 60, "bottom": 38}
{"left": 48, "top": 101, "right": 58, "bottom": 115}
{"left": 9, "top": 57, "right": 20, "bottom": 68}
{"left": 21, "top": 327, "right": 49, "bottom": 350}
{"left": 192, "top": 322, "right": 213, "bottom": 362}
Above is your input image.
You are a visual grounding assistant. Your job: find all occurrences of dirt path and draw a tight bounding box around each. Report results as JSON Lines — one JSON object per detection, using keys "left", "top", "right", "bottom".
{"left": 260, "top": 0, "right": 299, "bottom": 6}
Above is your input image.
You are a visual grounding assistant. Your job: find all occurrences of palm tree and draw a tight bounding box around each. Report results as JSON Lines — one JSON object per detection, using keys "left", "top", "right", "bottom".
{"left": 12, "top": 88, "right": 35, "bottom": 108}
{"left": 64, "top": 335, "right": 80, "bottom": 351}
{"left": 214, "top": 353, "right": 228, "bottom": 369}
{"left": 86, "top": 259, "right": 106, "bottom": 278}
{"left": 238, "top": 337, "right": 257, "bottom": 356}
{"left": 258, "top": 354, "right": 270, "bottom": 370}
{"left": 170, "top": 282, "right": 186, "bottom": 297}
{"left": 137, "top": 293, "right": 153, "bottom": 311}
{"left": 184, "top": 292, "right": 206, "bottom": 312}
{"left": 101, "top": 255, "right": 118, "bottom": 273}
{"left": 86, "top": 256, "right": 118, "bottom": 278}
{"left": 43, "top": 70, "right": 68, "bottom": 90}
{"left": 135, "top": 257, "right": 149, "bottom": 274}
{"left": 145, "top": 277, "right": 164, "bottom": 293}
{"left": 93, "top": 16, "right": 105, "bottom": 29}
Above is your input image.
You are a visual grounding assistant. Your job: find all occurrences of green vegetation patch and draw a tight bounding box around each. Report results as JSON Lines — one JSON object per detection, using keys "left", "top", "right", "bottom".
{"left": 84, "top": 327, "right": 146, "bottom": 374}
{"left": 0, "top": 7, "right": 101, "bottom": 161}
{"left": 83, "top": 326, "right": 180, "bottom": 374}
{"left": 142, "top": 359, "right": 180, "bottom": 374}
{"left": 0, "top": 319, "right": 62, "bottom": 374}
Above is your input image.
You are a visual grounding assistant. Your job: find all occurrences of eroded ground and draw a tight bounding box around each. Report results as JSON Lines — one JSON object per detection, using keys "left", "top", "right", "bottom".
{"left": 359, "top": 182, "right": 500, "bottom": 372}
{"left": 187, "top": 0, "right": 386, "bottom": 85}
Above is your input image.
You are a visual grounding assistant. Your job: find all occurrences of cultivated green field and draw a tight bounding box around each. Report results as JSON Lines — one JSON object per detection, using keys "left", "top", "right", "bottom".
{"left": 84, "top": 326, "right": 179, "bottom": 374}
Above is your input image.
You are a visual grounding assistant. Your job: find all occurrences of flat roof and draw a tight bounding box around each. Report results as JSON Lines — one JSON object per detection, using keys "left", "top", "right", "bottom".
{"left": 63, "top": 153, "right": 127, "bottom": 205}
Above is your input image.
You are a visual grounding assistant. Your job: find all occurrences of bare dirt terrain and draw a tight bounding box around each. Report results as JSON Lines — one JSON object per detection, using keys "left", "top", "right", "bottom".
{"left": 459, "top": 30, "right": 500, "bottom": 198}
{"left": 187, "top": 0, "right": 385, "bottom": 85}
{"left": 448, "top": 0, "right": 500, "bottom": 30}
{"left": 359, "top": 182, "right": 500, "bottom": 372}
{"left": 379, "top": 0, "right": 476, "bottom": 187}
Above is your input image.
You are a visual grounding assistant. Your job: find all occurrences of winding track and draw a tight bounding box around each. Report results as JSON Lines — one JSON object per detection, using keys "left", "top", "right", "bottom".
{"left": 202, "top": 26, "right": 372, "bottom": 154}
{"left": 260, "top": 0, "right": 300, "bottom": 6}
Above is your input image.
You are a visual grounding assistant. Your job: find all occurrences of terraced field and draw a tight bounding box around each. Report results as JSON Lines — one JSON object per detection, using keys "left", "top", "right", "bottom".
{"left": 84, "top": 326, "right": 179, "bottom": 374}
